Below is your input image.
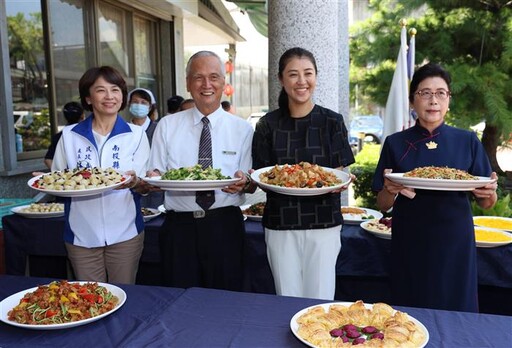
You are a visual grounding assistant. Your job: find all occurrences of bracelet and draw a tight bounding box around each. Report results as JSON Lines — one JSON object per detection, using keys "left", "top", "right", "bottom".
{"left": 243, "top": 173, "right": 252, "bottom": 191}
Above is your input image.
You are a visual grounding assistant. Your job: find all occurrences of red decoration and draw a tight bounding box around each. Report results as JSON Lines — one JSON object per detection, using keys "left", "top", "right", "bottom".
{"left": 224, "top": 84, "right": 234, "bottom": 96}
{"left": 225, "top": 60, "right": 234, "bottom": 74}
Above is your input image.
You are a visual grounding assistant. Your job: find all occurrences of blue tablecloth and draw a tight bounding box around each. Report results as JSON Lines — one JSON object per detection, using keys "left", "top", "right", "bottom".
{"left": 0, "top": 275, "right": 511, "bottom": 347}
{"left": 2, "top": 214, "right": 512, "bottom": 311}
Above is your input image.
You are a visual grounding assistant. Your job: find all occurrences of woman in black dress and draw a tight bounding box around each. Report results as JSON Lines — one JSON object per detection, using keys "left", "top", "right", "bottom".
{"left": 252, "top": 47, "right": 355, "bottom": 300}
{"left": 372, "top": 63, "right": 498, "bottom": 312}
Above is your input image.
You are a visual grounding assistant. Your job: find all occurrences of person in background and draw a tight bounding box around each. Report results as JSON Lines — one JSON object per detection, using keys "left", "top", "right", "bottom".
{"left": 372, "top": 62, "right": 498, "bottom": 312}
{"left": 221, "top": 100, "right": 235, "bottom": 114}
{"left": 44, "top": 102, "right": 84, "bottom": 169}
{"left": 166, "top": 95, "right": 184, "bottom": 115}
{"left": 251, "top": 47, "right": 355, "bottom": 300}
{"left": 128, "top": 88, "right": 158, "bottom": 145}
{"left": 180, "top": 98, "right": 195, "bottom": 111}
{"left": 51, "top": 66, "right": 150, "bottom": 284}
{"left": 146, "top": 51, "right": 253, "bottom": 291}
{"left": 128, "top": 87, "right": 164, "bottom": 208}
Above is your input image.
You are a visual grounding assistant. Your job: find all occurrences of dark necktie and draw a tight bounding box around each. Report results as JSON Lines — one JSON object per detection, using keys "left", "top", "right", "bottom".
{"left": 196, "top": 117, "right": 215, "bottom": 210}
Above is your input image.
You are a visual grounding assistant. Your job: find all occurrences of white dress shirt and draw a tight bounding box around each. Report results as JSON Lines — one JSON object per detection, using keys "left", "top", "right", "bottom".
{"left": 149, "top": 106, "right": 254, "bottom": 212}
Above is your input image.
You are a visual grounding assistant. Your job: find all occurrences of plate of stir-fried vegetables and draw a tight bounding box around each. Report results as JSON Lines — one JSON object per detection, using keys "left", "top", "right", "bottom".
{"left": 1, "top": 280, "right": 125, "bottom": 329}
{"left": 385, "top": 166, "right": 495, "bottom": 191}
{"left": 251, "top": 162, "right": 351, "bottom": 196}
{"left": 144, "top": 165, "right": 239, "bottom": 191}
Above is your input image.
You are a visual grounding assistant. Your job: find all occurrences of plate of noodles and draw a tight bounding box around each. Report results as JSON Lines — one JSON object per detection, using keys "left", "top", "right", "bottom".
{"left": 385, "top": 166, "right": 495, "bottom": 191}
{"left": 251, "top": 162, "right": 351, "bottom": 196}
{"left": 0, "top": 280, "right": 126, "bottom": 330}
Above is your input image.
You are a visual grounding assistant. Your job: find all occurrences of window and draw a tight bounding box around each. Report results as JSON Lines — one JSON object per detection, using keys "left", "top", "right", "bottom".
{"left": 7, "top": 1, "right": 50, "bottom": 158}
{"left": 98, "top": 2, "right": 130, "bottom": 76}
{"left": 49, "top": 0, "right": 87, "bottom": 130}
{"left": 133, "top": 15, "right": 157, "bottom": 93}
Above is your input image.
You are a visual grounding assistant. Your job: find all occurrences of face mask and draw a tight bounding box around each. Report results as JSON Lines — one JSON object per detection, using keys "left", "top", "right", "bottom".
{"left": 129, "top": 103, "right": 150, "bottom": 118}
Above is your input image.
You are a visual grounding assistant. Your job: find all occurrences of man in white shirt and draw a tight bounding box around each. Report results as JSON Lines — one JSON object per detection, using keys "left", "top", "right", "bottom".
{"left": 147, "top": 51, "right": 254, "bottom": 291}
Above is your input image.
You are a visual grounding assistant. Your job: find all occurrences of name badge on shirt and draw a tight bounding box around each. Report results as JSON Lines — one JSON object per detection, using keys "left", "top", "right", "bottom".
{"left": 222, "top": 151, "right": 237, "bottom": 155}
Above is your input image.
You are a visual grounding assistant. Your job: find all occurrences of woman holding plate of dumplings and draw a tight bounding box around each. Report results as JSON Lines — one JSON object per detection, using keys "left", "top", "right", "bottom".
{"left": 372, "top": 63, "right": 498, "bottom": 312}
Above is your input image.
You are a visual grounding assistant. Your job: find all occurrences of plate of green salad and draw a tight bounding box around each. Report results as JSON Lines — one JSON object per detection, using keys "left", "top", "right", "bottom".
{"left": 144, "top": 165, "right": 240, "bottom": 191}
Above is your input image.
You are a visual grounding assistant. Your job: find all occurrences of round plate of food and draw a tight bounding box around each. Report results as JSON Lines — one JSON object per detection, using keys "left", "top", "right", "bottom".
{"left": 0, "top": 280, "right": 126, "bottom": 330}
{"left": 474, "top": 226, "right": 512, "bottom": 248}
{"left": 144, "top": 176, "right": 239, "bottom": 191}
{"left": 473, "top": 216, "right": 512, "bottom": 232}
{"left": 290, "top": 300, "right": 429, "bottom": 348}
{"left": 341, "top": 206, "right": 383, "bottom": 225}
{"left": 360, "top": 218, "right": 392, "bottom": 240}
{"left": 11, "top": 203, "right": 64, "bottom": 218}
{"left": 240, "top": 202, "right": 265, "bottom": 221}
{"left": 251, "top": 163, "right": 351, "bottom": 196}
{"left": 28, "top": 168, "right": 131, "bottom": 197}
{"left": 385, "top": 166, "right": 495, "bottom": 191}
{"left": 141, "top": 207, "right": 161, "bottom": 222}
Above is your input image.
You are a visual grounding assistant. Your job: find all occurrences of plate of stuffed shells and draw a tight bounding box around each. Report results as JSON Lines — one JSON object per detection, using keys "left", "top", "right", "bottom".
{"left": 28, "top": 167, "right": 131, "bottom": 197}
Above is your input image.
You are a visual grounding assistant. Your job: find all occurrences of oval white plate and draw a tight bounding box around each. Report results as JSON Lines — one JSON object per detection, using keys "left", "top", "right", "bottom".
{"left": 144, "top": 176, "right": 239, "bottom": 191}
{"left": 0, "top": 282, "right": 126, "bottom": 330}
{"left": 11, "top": 204, "right": 64, "bottom": 218}
{"left": 360, "top": 220, "right": 392, "bottom": 240}
{"left": 142, "top": 207, "right": 161, "bottom": 222}
{"left": 290, "top": 302, "right": 429, "bottom": 348}
{"left": 341, "top": 206, "right": 383, "bottom": 225}
{"left": 28, "top": 173, "right": 131, "bottom": 198}
{"left": 474, "top": 226, "right": 512, "bottom": 248}
{"left": 385, "top": 173, "right": 495, "bottom": 191}
{"left": 251, "top": 166, "right": 351, "bottom": 196}
{"left": 240, "top": 204, "right": 263, "bottom": 221}
{"left": 473, "top": 216, "right": 512, "bottom": 232}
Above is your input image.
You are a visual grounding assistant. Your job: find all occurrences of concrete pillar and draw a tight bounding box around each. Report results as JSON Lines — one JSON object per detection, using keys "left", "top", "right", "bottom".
{"left": 267, "top": 0, "right": 351, "bottom": 204}
{"left": 267, "top": 0, "right": 350, "bottom": 121}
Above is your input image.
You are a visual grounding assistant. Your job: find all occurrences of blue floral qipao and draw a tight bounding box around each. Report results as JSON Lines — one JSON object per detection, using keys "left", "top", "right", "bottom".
{"left": 372, "top": 122, "right": 492, "bottom": 312}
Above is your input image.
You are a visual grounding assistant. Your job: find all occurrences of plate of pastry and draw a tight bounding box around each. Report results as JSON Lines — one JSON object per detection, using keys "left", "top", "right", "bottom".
{"left": 11, "top": 203, "right": 64, "bottom": 218}
{"left": 290, "top": 300, "right": 428, "bottom": 347}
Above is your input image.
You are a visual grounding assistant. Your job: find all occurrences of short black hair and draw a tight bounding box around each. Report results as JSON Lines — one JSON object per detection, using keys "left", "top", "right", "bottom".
{"left": 78, "top": 66, "right": 128, "bottom": 112}
{"left": 167, "top": 95, "right": 184, "bottom": 113}
{"left": 62, "top": 101, "right": 83, "bottom": 124}
{"left": 221, "top": 100, "right": 231, "bottom": 111}
{"left": 409, "top": 63, "right": 451, "bottom": 103}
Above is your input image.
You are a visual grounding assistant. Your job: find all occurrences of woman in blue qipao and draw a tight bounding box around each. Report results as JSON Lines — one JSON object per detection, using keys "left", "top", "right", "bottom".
{"left": 372, "top": 63, "right": 498, "bottom": 312}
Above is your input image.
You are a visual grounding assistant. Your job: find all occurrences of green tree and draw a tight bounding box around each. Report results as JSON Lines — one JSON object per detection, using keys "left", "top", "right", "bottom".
{"left": 350, "top": 0, "right": 512, "bottom": 174}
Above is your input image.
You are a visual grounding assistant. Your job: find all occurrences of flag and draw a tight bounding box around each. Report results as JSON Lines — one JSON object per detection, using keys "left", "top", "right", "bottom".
{"left": 407, "top": 28, "right": 416, "bottom": 127}
{"left": 382, "top": 23, "right": 414, "bottom": 145}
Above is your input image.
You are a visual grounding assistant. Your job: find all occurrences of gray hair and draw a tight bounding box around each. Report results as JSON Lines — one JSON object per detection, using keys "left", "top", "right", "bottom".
{"left": 185, "top": 51, "right": 226, "bottom": 77}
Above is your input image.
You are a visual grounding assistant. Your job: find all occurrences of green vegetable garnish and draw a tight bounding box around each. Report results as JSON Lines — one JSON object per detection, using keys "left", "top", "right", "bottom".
{"left": 161, "top": 165, "right": 230, "bottom": 181}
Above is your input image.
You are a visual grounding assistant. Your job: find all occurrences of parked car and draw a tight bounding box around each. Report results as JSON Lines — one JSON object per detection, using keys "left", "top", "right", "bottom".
{"left": 247, "top": 112, "right": 265, "bottom": 129}
{"left": 349, "top": 115, "right": 383, "bottom": 146}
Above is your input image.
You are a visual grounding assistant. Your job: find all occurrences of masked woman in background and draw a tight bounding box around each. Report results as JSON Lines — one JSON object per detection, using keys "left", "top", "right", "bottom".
{"left": 128, "top": 88, "right": 158, "bottom": 145}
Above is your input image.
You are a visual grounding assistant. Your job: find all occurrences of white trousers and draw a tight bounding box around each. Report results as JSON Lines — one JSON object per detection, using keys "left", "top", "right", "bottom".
{"left": 265, "top": 226, "right": 342, "bottom": 300}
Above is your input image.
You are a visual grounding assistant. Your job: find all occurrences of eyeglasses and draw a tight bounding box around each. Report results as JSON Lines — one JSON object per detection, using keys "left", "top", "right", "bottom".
{"left": 415, "top": 89, "right": 451, "bottom": 100}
